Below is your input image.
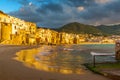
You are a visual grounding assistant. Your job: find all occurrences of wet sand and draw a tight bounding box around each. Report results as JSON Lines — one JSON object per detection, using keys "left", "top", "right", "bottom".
{"left": 0, "top": 45, "right": 111, "bottom": 80}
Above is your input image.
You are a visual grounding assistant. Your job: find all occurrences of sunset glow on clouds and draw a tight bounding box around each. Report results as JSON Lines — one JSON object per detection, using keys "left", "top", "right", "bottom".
{"left": 0, "top": 0, "right": 120, "bottom": 28}
{"left": 95, "top": 0, "right": 115, "bottom": 4}
{"left": 77, "top": 6, "right": 85, "bottom": 11}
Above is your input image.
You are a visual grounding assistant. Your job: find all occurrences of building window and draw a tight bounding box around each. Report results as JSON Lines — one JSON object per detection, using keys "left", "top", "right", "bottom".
{"left": 15, "top": 32, "right": 17, "bottom": 35}
{"left": 14, "top": 26, "right": 16, "bottom": 29}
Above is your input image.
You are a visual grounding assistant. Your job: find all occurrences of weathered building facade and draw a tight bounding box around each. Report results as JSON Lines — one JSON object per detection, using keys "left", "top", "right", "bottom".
{"left": 0, "top": 10, "right": 118, "bottom": 45}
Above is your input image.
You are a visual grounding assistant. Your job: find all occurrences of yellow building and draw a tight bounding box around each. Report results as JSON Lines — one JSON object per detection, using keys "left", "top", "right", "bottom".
{"left": 1, "top": 10, "right": 114, "bottom": 45}
{"left": 0, "top": 22, "right": 12, "bottom": 41}
{"left": 26, "top": 22, "right": 36, "bottom": 34}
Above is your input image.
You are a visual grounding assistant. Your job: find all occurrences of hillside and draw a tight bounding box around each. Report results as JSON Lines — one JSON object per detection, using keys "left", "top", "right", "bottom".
{"left": 56, "top": 22, "right": 103, "bottom": 35}
{"left": 55, "top": 22, "right": 120, "bottom": 36}
{"left": 97, "top": 25, "right": 120, "bottom": 35}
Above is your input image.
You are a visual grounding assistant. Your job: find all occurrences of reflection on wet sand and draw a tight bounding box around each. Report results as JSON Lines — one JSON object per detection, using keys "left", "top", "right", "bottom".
{"left": 15, "top": 45, "right": 85, "bottom": 74}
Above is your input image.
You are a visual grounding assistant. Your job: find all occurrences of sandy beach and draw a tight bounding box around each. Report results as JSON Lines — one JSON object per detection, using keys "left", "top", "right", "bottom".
{"left": 0, "top": 45, "right": 111, "bottom": 80}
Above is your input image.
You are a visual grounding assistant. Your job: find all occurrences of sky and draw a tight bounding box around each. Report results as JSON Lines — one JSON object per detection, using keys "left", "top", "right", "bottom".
{"left": 0, "top": 0, "right": 120, "bottom": 28}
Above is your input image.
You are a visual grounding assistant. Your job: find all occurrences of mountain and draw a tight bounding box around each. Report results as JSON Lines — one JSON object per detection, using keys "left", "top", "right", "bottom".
{"left": 96, "top": 25, "right": 120, "bottom": 35}
{"left": 56, "top": 22, "right": 103, "bottom": 35}
{"left": 55, "top": 22, "right": 120, "bottom": 36}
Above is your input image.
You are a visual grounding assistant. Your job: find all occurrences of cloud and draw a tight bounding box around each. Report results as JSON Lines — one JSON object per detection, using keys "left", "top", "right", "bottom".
{"left": 8, "top": 0, "right": 120, "bottom": 28}
{"left": 29, "top": 2, "right": 32, "bottom": 6}
{"left": 9, "top": 5, "right": 43, "bottom": 23}
{"left": 66, "top": 0, "right": 95, "bottom": 7}
{"left": 36, "top": 2, "right": 63, "bottom": 14}
{"left": 94, "top": 0, "right": 114, "bottom": 4}
{"left": 77, "top": 6, "right": 85, "bottom": 11}
{"left": 86, "top": 0, "right": 120, "bottom": 25}
{"left": 16, "top": 0, "right": 29, "bottom": 6}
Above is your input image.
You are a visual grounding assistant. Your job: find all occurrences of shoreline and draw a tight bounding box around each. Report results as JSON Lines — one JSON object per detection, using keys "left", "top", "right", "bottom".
{"left": 0, "top": 42, "right": 115, "bottom": 46}
{"left": 78, "top": 42, "right": 115, "bottom": 45}
{"left": 0, "top": 45, "right": 111, "bottom": 80}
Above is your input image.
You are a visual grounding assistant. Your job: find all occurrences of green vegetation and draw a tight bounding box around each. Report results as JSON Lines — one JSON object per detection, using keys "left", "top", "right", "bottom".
{"left": 84, "top": 63, "right": 103, "bottom": 75}
{"left": 85, "top": 62, "right": 120, "bottom": 80}
{"left": 56, "top": 22, "right": 103, "bottom": 35}
{"left": 97, "top": 25, "right": 120, "bottom": 35}
{"left": 85, "top": 62, "right": 120, "bottom": 74}
{"left": 54, "top": 22, "right": 120, "bottom": 36}
{"left": 94, "top": 63, "right": 120, "bottom": 69}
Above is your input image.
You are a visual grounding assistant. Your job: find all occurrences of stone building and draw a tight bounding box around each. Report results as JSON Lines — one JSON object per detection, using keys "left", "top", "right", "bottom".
{"left": 0, "top": 22, "right": 12, "bottom": 41}
{"left": 0, "top": 10, "right": 116, "bottom": 46}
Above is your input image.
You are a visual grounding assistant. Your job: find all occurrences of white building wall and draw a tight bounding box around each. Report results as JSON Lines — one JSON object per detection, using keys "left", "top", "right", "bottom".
{"left": 12, "top": 24, "right": 18, "bottom": 34}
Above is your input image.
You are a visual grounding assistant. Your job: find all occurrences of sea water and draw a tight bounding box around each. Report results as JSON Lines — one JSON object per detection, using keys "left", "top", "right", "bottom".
{"left": 34, "top": 44, "right": 115, "bottom": 73}
{"left": 17, "top": 44, "right": 115, "bottom": 74}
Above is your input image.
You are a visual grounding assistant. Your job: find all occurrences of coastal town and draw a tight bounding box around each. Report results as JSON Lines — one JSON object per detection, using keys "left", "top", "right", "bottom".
{"left": 0, "top": 11, "right": 120, "bottom": 45}
{"left": 1, "top": 0, "right": 120, "bottom": 80}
